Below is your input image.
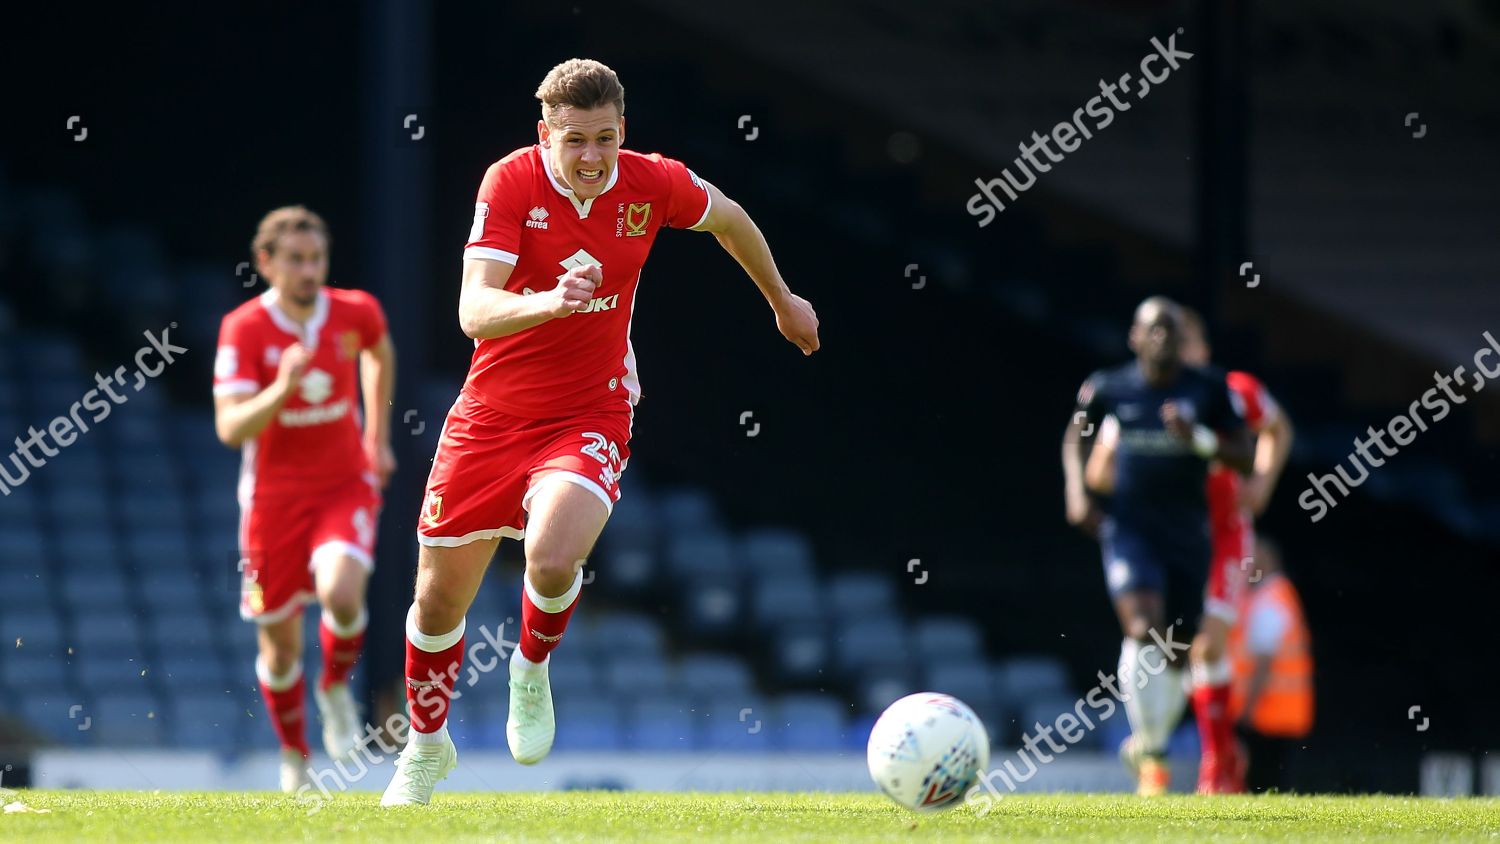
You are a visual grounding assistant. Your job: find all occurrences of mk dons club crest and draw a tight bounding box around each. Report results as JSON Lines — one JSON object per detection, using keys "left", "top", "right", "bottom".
{"left": 624, "top": 202, "right": 651, "bottom": 236}
{"left": 298, "top": 368, "right": 334, "bottom": 404}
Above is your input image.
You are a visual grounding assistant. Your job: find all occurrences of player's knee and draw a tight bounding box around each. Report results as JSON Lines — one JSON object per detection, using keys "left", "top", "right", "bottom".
{"left": 412, "top": 586, "right": 468, "bottom": 635}
{"left": 1192, "top": 630, "right": 1224, "bottom": 663}
{"left": 525, "top": 549, "right": 581, "bottom": 594}
{"left": 260, "top": 637, "right": 301, "bottom": 677}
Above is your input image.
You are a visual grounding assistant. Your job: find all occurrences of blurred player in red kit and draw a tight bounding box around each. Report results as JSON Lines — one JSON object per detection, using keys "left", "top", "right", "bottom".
{"left": 380, "top": 58, "right": 819, "bottom": 805}
{"left": 1086, "top": 306, "right": 1293, "bottom": 793}
{"left": 213, "top": 206, "right": 397, "bottom": 792}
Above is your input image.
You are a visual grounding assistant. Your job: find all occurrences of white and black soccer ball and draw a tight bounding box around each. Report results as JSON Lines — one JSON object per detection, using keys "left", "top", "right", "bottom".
{"left": 866, "top": 692, "right": 990, "bottom": 812}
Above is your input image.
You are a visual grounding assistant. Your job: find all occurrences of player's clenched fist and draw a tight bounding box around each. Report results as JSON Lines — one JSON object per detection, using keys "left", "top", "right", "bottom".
{"left": 775, "top": 293, "right": 820, "bottom": 356}
{"left": 275, "top": 342, "right": 313, "bottom": 389}
{"left": 547, "top": 264, "right": 602, "bottom": 318}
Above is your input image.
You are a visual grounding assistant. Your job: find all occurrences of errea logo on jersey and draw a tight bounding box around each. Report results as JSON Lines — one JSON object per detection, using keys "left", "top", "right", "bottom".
{"left": 526, "top": 206, "right": 550, "bottom": 230}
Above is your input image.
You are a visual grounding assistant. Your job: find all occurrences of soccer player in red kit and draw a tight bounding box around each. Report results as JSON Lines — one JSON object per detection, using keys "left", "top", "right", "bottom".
{"left": 380, "top": 59, "right": 819, "bottom": 805}
{"left": 213, "top": 206, "right": 397, "bottom": 793}
{"left": 1085, "top": 307, "right": 1293, "bottom": 793}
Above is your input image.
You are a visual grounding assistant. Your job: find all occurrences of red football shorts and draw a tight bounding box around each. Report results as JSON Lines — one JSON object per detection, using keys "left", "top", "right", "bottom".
{"left": 239, "top": 474, "right": 381, "bottom": 624}
{"left": 1205, "top": 513, "right": 1253, "bottom": 624}
{"left": 417, "top": 390, "right": 632, "bottom": 547}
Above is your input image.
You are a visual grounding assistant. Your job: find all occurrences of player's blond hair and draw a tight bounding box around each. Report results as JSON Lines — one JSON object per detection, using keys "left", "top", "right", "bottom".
{"left": 536, "top": 58, "right": 625, "bottom": 121}
{"left": 252, "top": 205, "right": 329, "bottom": 257}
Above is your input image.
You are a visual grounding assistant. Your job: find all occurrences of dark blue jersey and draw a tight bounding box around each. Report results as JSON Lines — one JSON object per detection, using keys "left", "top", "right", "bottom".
{"left": 1076, "top": 362, "right": 1245, "bottom": 535}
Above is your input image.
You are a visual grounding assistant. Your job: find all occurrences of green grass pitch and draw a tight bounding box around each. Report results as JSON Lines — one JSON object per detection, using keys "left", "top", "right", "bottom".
{"left": 4, "top": 791, "right": 1499, "bottom": 842}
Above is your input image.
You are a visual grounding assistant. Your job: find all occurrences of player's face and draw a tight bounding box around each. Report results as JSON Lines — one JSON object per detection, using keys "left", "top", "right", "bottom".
{"left": 258, "top": 230, "right": 328, "bottom": 308}
{"left": 1129, "top": 305, "right": 1180, "bottom": 366}
{"left": 538, "top": 105, "right": 623, "bottom": 201}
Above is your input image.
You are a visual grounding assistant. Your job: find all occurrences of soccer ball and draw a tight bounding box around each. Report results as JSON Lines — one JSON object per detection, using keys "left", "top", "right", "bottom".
{"left": 866, "top": 692, "right": 990, "bottom": 812}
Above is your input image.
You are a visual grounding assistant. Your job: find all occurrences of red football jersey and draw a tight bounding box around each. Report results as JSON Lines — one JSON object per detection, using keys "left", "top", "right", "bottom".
{"left": 461, "top": 145, "right": 712, "bottom": 418}
{"left": 1207, "top": 370, "right": 1278, "bottom": 532}
{"left": 213, "top": 287, "right": 388, "bottom": 498}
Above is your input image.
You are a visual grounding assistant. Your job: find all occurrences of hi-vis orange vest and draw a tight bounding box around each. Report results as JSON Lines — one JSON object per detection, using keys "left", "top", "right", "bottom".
{"left": 1229, "top": 573, "right": 1313, "bottom": 738}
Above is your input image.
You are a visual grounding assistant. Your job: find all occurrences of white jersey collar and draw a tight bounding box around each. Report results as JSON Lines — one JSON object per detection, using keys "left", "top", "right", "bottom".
{"left": 540, "top": 145, "right": 619, "bottom": 219}
{"left": 260, "top": 287, "right": 330, "bottom": 349}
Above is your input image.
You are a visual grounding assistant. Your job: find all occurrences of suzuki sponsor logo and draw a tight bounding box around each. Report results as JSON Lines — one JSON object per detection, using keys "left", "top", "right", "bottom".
{"left": 578, "top": 294, "right": 619, "bottom": 314}
{"left": 278, "top": 397, "right": 350, "bottom": 427}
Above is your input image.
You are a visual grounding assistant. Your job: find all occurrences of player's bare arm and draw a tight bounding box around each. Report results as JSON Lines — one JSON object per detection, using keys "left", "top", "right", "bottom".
{"left": 695, "top": 180, "right": 820, "bottom": 356}
{"left": 1061, "top": 406, "right": 1101, "bottom": 537}
{"left": 1242, "top": 400, "right": 1294, "bottom": 516}
{"left": 213, "top": 342, "right": 312, "bottom": 447}
{"left": 457, "top": 258, "right": 602, "bottom": 340}
{"left": 361, "top": 333, "right": 398, "bottom": 487}
{"left": 1161, "top": 400, "right": 1254, "bottom": 474}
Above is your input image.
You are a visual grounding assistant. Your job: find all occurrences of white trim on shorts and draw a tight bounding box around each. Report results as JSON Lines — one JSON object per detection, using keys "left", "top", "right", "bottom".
{"left": 418, "top": 524, "right": 526, "bottom": 548}
{"left": 523, "top": 469, "right": 614, "bottom": 515}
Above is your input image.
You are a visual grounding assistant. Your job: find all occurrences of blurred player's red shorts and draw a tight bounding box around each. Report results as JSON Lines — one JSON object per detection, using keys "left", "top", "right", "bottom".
{"left": 417, "top": 390, "right": 632, "bottom": 547}
{"left": 1205, "top": 517, "right": 1253, "bottom": 623}
{"left": 239, "top": 474, "right": 381, "bottom": 624}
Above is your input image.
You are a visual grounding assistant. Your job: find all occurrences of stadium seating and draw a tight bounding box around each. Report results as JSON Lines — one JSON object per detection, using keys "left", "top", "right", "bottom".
{"left": 0, "top": 325, "right": 1059, "bottom": 756}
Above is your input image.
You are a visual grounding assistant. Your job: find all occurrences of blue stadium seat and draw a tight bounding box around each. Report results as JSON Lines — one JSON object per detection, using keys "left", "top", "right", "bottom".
{"left": 993, "top": 655, "right": 1071, "bottom": 704}
{"left": 152, "top": 653, "right": 233, "bottom": 693}
{"left": 664, "top": 531, "right": 738, "bottom": 580}
{"left": 593, "top": 613, "right": 665, "bottom": 658}
{"left": 91, "top": 692, "right": 166, "bottom": 746}
{"left": 56, "top": 530, "right": 121, "bottom": 572}
{"left": 599, "top": 488, "right": 659, "bottom": 554}
{"left": 926, "top": 661, "right": 1007, "bottom": 743}
{"left": 47, "top": 488, "right": 112, "bottom": 525}
{"left": 118, "top": 494, "right": 189, "bottom": 532}
{"left": 834, "top": 618, "right": 911, "bottom": 674}
{"left": 20, "top": 694, "right": 95, "bottom": 745}
{"left": 0, "top": 527, "right": 46, "bottom": 567}
{"left": 0, "top": 651, "right": 73, "bottom": 693}
{"left": 547, "top": 656, "right": 599, "bottom": 696}
{"left": 43, "top": 451, "right": 108, "bottom": 488}
{"left": 0, "top": 571, "right": 54, "bottom": 612}
{"left": 627, "top": 698, "right": 698, "bottom": 751}
{"left": 749, "top": 576, "right": 822, "bottom": 628}
{"left": 1017, "top": 694, "right": 1097, "bottom": 749}
{"left": 125, "top": 529, "right": 196, "bottom": 570}
{"left": 137, "top": 570, "right": 208, "bottom": 611}
{"left": 702, "top": 695, "right": 771, "bottom": 752}
{"left": 854, "top": 663, "right": 917, "bottom": 715}
{"left": 603, "top": 656, "right": 669, "bottom": 698}
{"left": 772, "top": 694, "right": 848, "bottom": 750}
{"left": 61, "top": 569, "right": 131, "bottom": 610}
{"left": 827, "top": 572, "right": 897, "bottom": 619}
{"left": 1, "top": 610, "right": 67, "bottom": 654}
{"left": 143, "top": 607, "right": 216, "bottom": 648}
{"left": 553, "top": 697, "right": 625, "bottom": 750}
{"left": 738, "top": 528, "right": 816, "bottom": 579}
{"left": 770, "top": 626, "right": 831, "bottom": 685}
{"left": 680, "top": 577, "right": 742, "bottom": 634}
{"left": 109, "top": 411, "right": 168, "bottom": 451}
{"left": 0, "top": 483, "right": 41, "bottom": 525}
{"left": 656, "top": 487, "right": 721, "bottom": 533}
{"left": 674, "top": 654, "right": 755, "bottom": 698}
{"left": 597, "top": 547, "right": 656, "bottom": 595}
{"left": 18, "top": 332, "right": 85, "bottom": 377}
{"left": 168, "top": 690, "right": 247, "bottom": 750}
{"left": 926, "top": 661, "right": 997, "bottom": 710}
{"left": 111, "top": 453, "right": 178, "bottom": 492}
{"left": 913, "top": 616, "right": 985, "bottom": 661}
{"left": 76, "top": 651, "right": 154, "bottom": 694}
{"left": 72, "top": 610, "right": 147, "bottom": 657}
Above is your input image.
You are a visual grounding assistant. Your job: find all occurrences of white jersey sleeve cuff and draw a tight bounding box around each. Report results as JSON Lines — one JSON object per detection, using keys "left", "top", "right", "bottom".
{"left": 213, "top": 380, "right": 259, "bottom": 397}
{"left": 465, "top": 246, "right": 520, "bottom": 265}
